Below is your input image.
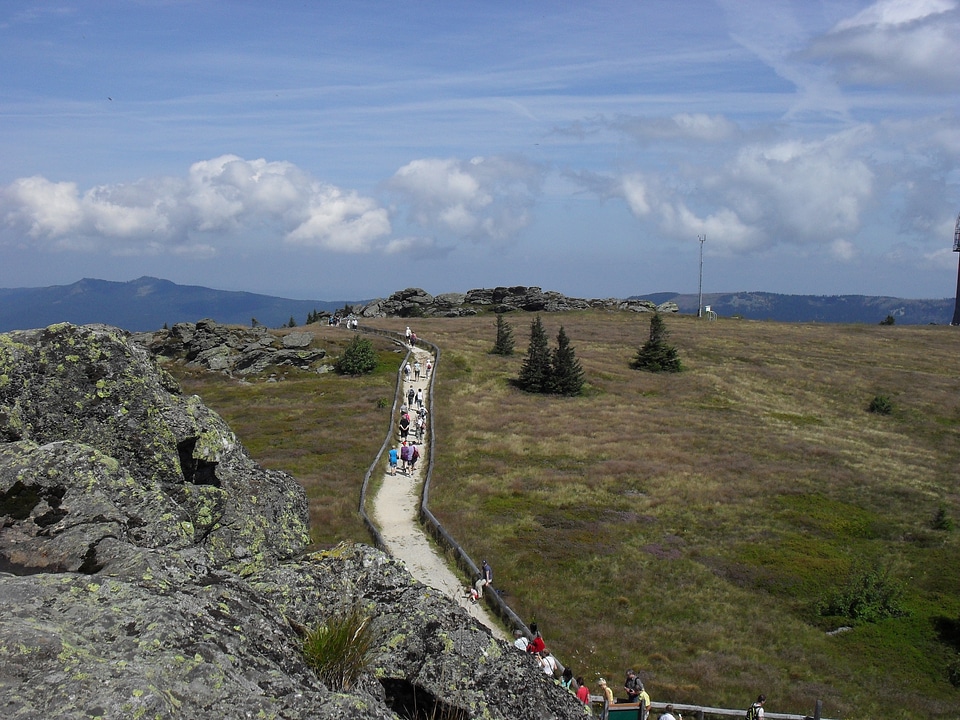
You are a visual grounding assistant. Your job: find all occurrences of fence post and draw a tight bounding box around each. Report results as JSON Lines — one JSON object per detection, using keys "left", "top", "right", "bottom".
{"left": 813, "top": 699, "right": 822, "bottom": 720}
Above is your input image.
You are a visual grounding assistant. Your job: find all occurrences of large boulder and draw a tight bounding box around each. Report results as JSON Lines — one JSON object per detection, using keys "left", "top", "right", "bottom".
{"left": 0, "top": 323, "right": 588, "bottom": 720}
{"left": 137, "top": 319, "right": 327, "bottom": 376}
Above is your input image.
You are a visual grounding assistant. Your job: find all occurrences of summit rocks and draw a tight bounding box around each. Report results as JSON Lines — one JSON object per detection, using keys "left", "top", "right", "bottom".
{"left": 357, "top": 286, "right": 676, "bottom": 318}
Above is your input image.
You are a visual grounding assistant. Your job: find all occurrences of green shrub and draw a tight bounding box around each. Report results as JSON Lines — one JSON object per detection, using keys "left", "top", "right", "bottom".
{"left": 868, "top": 394, "right": 893, "bottom": 415}
{"left": 880, "top": 315, "right": 895, "bottom": 326}
{"left": 932, "top": 505, "right": 954, "bottom": 531}
{"left": 302, "top": 605, "right": 379, "bottom": 690}
{"left": 817, "top": 563, "right": 906, "bottom": 624}
{"left": 334, "top": 335, "right": 378, "bottom": 375}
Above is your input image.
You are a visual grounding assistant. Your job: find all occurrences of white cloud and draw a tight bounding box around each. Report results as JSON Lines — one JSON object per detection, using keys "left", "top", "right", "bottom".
{"left": 830, "top": 238, "right": 858, "bottom": 261}
{"left": 809, "top": 0, "right": 960, "bottom": 90}
{"left": 388, "top": 156, "right": 542, "bottom": 244}
{"left": 607, "top": 127, "right": 876, "bottom": 256}
{"left": 3, "top": 176, "right": 84, "bottom": 239}
{"left": 612, "top": 113, "right": 740, "bottom": 144}
{"left": 0, "top": 155, "right": 391, "bottom": 255}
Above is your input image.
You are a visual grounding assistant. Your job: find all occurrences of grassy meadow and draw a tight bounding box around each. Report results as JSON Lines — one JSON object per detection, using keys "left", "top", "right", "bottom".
{"left": 173, "top": 312, "right": 960, "bottom": 719}
{"left": 169, "top": 325, "right": 403, "bottom": 547}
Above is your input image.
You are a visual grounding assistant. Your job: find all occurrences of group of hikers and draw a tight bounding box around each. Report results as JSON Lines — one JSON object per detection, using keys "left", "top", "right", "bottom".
{"left": 383, "top": 326, "right": 767, "bottom": 720}
{"left": 490, "top": 565, "right": 766, "bottom": 720}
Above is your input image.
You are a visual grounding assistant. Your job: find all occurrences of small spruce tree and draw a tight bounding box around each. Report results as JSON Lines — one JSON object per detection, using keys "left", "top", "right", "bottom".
{"left": 631, "top": 312, "right": 682, "bottom": 372}
{"left": 491, "top": 313, "right": 515, "bottom": 356}
{"left": 334, "top": 335, "right": 378, "bottom": 375}
{"left": 550, "top": 326, "right": 584, "bottom": 396}
{"left": 288, "top": 316, "right": 297, "bottom": 328}
{"left": 517, "top": 315, "right": 552, "bottom": 393}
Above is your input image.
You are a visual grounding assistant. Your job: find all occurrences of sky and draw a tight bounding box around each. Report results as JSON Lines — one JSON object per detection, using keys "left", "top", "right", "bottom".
{"left": 2, "top": 0, "right": 959, "bottom": 302}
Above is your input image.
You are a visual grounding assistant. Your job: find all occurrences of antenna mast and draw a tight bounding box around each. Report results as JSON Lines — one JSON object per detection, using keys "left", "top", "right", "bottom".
{"left": 698, "top": 234, "right": 706, "bottom": 318}
{"left": 952, "top": 212, "right": 960, "bottom": 326}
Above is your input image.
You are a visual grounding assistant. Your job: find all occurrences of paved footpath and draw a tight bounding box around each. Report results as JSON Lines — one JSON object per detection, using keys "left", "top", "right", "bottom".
{"left": 372, "top": 344, "right": 507, "bottom": 640}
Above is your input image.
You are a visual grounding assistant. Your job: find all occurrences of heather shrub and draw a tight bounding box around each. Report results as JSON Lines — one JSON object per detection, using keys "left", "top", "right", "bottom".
{"left": 817, "top": 563, "right": 906, "bottom": 623}
{"left": 868, "top": 394, "right": 893, "bottom": 415}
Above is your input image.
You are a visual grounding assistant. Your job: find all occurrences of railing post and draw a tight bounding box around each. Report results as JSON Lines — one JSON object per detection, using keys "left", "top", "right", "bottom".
{"left": 814, "top": 699, "right": 822, "bottom": 720}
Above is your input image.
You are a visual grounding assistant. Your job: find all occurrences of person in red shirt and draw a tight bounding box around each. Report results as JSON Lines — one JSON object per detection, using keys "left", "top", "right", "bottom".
{"left": 526, "top": 623, "right": 545, "bottom": 653}
{"left": 576, "top": 677, "right": 590, "bottom": 704}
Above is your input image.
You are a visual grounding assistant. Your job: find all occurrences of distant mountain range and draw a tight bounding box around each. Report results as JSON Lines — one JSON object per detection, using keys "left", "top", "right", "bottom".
{"left": 0, "top": 277, "right": 953, "bottom": 333}
{"left": 0, "top": 277, "right": 351, "bottom": 333}
{"left": 636, "top": 291, "right": 954, "bottom": 326}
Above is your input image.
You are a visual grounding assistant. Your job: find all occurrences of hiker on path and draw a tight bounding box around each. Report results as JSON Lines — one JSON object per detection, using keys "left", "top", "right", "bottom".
{"left": 425, "top": 361, "right": 432, "bottom": 379}
{"left": 637, "top": 684, "right": 651, "bottom": 720}
{"left": 526, "top": 623, "right": 545, "bottom": 654}
{"left": 576, "top": 677, "right": 590, "bottom": 704}
{"left": 407, "top": 386, "right": 415, "bottom": 407}
{"left": 399, "top": 442, "right": 412, "bottom": 473}
{"left": 746, "top": 695, "right": 765, "bottom": 720}
{"left": 398, "top": 413, "right": 411, "bottom": 442}
{"left": 539, "top": 651, "right": 558, "bottom": 677}
{"left": 513, "top": 629, "right": 528, "bottom": 651}
{"left": 415, "top": 387, "right": 424, "bottom": 409}
{"left": 659, "top": 705, "right": 679, "bottom": 720}
{"left": 409, "top": 445, "right": 419, "bottom": 472}
{"left": 598, "top": 679, "right": 614, "bottom": 706}
{"left": 624, "top": 669, "right": 642, "bottom": 704}
{"left": 481, "top": 560, "right": 493, "bottom": 587}
{"left": 414, "top": 361, "right": 421, "bottom": 380}
{"left": 388, "top": 446, "right": 399, "bottom": 476}
{"left": 405, "top": 326, "right": 411, "bottom": 343}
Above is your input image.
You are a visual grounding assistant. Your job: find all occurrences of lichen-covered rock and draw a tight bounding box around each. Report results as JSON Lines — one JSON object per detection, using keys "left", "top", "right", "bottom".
{"left": 0, "top": 323, "right": 589, "bottom": 720}
{"left": 0, "top": 322, "right": 309, "bottom": 574}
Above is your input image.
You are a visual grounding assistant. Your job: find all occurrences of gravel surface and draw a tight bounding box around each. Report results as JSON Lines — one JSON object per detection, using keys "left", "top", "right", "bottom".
{"left": 372, "top": 345, "right": 507, "bottom": 639}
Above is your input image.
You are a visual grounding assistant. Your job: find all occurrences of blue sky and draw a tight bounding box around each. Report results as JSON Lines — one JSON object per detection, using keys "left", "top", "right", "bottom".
{"left": 2, "top": 0, "right": 959, "bottom": 301}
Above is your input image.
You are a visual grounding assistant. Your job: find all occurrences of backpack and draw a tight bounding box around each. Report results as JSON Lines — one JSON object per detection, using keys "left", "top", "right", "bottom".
{"left": 746, "top": 703, "right": 762, "bottom": 720}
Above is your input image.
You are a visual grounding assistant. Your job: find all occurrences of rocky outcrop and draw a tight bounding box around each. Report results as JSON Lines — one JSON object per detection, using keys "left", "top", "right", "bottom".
{"left": 0, "top": 323, "right": 587, "bottom": 719}
{"left": 135, "top": 318, "right": 328, "bottom": 376}
{"left": 357, "top": 286, "right": 673, "bottom": 318}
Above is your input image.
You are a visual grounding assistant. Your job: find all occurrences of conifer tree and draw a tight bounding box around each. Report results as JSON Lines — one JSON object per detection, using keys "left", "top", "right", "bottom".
{"left": 288, "top": 316, "right": 297, "bottom": 328}
{"left": 491, "top": 313, "right": 515, "bottom": 355}
{"left": 517, "top": 315, "right": 551, "bottom": 393}
{"left": 550, "top": 326, "right": 584, "bottom": 395}
{"left": 631, "top": 312, "right": 682, "bottom": 372}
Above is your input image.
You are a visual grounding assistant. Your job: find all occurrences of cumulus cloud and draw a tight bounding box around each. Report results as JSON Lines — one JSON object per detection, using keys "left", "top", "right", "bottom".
{"left": 808, "top": 0, "right": 960, "bottom": 91}
{"left": 602, "top": 127, "right": 876, "bottom": 256}
{"left": 0, "top": 155, "right": 391, "bottom": 256}
{"left": 388, "top": 156, "right": 543, "bottom": 244}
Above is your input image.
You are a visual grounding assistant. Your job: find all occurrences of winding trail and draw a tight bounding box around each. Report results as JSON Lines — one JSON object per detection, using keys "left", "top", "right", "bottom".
{"left": 372, "top": 344, "right": 507, "bottom": 640}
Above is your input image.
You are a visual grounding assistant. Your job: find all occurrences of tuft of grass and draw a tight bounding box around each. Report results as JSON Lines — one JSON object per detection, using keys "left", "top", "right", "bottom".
{"left": 302, "top": 605, "right": 379, "bottom": 690}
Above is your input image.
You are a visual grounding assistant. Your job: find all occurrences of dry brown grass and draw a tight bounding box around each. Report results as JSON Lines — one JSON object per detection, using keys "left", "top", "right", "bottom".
{"left": 363, "top": 312, "right": 960, "bottom": 720}
{"left": 176, "top": 311, "right": 960, "bottom": 719}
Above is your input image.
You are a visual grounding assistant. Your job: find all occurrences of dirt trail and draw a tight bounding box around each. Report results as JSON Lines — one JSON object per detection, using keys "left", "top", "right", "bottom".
{"left": 372, "top": 345, "right": 507, "bottom": 640}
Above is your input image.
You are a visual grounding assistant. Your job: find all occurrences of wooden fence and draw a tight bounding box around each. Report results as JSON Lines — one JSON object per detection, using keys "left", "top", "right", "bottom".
{"left": 355, "top": 325, "right": 836, "bottom": 720}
